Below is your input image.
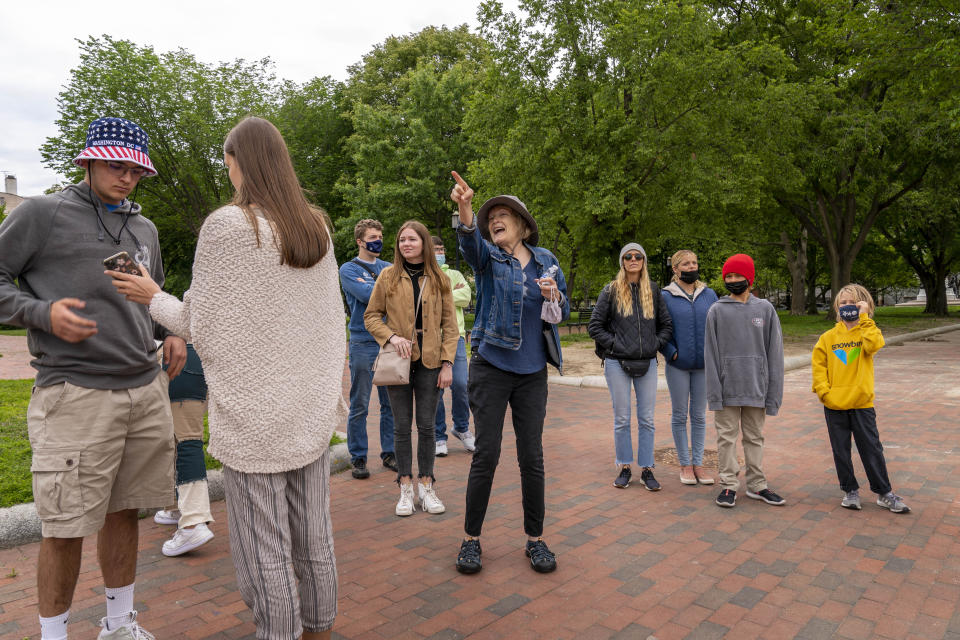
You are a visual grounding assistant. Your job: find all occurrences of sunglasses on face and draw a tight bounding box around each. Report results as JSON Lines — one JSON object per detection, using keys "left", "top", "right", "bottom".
{"left": 102, "top": 161, "right": 147, "bottom": 179}
{"left": 623, "top": 253, "right": 644, "bottom": 262}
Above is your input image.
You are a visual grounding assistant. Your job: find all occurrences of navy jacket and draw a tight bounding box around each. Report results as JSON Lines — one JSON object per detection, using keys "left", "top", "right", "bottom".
{"left": 659, "top": 281, "right": 718, "bottom": 370}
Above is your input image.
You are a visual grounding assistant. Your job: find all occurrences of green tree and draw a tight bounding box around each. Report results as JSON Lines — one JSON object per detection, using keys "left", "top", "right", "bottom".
{"left": 465, "top": 0, "right": 795, "bottom": 298}
{"left": 336, "top": 25, "right": 490, "bottom": 264}
{"left": 40, "top": 36, "right": 283, "bottom": 296}
{"left": 713, "top": 1, "right": 960, "bottom": 316}
{"left": 878, "top": 171, "right": 960, "bottom": 315}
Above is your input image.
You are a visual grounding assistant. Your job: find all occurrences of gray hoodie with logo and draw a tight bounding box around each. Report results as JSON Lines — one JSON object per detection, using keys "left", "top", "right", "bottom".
{"left": 0, "top": 182, "right": 169, "bottom": 389}
{"left": 704, "top": 295, "right": 784, "bottom": 415}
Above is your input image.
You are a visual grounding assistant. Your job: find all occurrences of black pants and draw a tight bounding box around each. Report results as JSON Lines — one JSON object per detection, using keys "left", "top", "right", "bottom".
{"left": 386, "top": 359, "right": 441, "bottom": 482}
{"left": 824, "top": 407, "right": 892, "bottom": 495}
{"left": 464, "top": 355, "right": 548, "bottom": 538}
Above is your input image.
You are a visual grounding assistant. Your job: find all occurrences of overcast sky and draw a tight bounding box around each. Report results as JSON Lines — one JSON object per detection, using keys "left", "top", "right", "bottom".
{"left": 0, "top": 0, "right": 520, "bottom": 197}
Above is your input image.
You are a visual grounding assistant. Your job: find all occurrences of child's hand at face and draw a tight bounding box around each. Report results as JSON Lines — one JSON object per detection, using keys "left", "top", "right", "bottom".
{"left": 856, "top": 301, "right": 869, "bottom": 315}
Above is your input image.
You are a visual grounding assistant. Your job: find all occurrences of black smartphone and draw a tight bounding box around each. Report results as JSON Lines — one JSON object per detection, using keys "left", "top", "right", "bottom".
{"left": 103, "top": 251, "right": 143, "bottom": 276}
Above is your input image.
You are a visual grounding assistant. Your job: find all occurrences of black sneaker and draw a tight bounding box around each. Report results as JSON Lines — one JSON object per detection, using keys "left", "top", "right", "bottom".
{"left": 613, "top": 466, "right": 631, "bottom": 489}
{"left": 640, "top": 468, "right": 661, "bottom": 491}
{"left": 351, "top": 459, "right": 370, "bottom": 479}
{"left": 746, "top": 488, "right": 786, "bottom": 506}
{"left": 382, "top": 453, "right": 398, "bottom": 472}
{"left": 716, "top": 489, "right": 736, "bottom": 508}
{"left": 456, "top": 539, "right": 482, "bottom": 574}
{"left": 525, "top": 539, "right": 557, "bottom": 573}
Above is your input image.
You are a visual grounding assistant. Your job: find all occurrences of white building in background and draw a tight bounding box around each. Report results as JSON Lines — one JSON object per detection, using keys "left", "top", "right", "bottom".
{"left": 0, "top": 174, "right": 24, "bottom": 212}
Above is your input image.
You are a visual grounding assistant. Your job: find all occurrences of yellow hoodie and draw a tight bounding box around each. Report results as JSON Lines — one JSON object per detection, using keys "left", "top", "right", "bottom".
{"left": 812, "top": 315, "right": 885, "bottom": 410}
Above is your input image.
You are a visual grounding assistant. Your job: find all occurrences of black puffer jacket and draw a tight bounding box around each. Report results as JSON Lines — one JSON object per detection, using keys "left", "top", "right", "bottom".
{"left": 588, "top": 280, "right": 673, "bottom": 361}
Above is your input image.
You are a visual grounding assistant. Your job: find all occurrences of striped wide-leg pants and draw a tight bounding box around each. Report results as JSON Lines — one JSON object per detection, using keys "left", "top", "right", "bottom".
{"left": 223, "top": 450, "right": 337, "bottom": 639}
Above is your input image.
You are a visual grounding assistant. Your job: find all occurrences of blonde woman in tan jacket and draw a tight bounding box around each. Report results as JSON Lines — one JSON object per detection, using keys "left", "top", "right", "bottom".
{"left": 365, "top": 220, "right": 459, "bottom": 517}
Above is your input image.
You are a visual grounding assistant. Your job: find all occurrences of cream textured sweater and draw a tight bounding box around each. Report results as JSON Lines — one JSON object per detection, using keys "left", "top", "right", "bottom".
{"left": 150, "top": 205, "right": 347, "bottom": 473}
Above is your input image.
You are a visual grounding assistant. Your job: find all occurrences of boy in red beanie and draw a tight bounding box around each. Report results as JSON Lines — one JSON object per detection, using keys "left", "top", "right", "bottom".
{"left": 704, "top": 254, "right": 786, "bottom": 508}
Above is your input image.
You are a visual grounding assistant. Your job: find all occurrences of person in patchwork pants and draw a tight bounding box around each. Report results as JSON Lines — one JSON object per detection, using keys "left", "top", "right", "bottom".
{"left": 154, "top": 344, "right": 215, "bottom": 555}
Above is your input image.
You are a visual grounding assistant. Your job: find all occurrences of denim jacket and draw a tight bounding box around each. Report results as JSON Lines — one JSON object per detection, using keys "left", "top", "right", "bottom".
{"left": 457, "top": 222, "right": 570, "bottom": 371}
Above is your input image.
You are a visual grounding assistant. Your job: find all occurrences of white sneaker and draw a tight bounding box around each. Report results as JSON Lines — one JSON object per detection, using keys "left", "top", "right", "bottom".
{"left": 435, "top": 440, "right": 448, "bottom": 457}
{"left": 396, "top": 483, "right": 416, "bottom": 517}
{"left": 153, "top": 509, "right": 180, "bottom": 525}
{"left": 418, "top": 482, "right": 446, "bottom": 514}
{"left": 162, "top": 523, "right": 214, "bottom": 557}
{"left": 98, "top": 611, "right": 155, "bottom": 639}
{"left": 453, "top": 429, "right": 476, "bottom": 452}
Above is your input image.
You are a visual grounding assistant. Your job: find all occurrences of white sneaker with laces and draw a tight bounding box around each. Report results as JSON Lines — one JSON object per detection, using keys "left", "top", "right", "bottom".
{"left": 396, "top": 483, "right": 416, "bottom": 516}
{"left": 419, "top": 482, "right": 446, "bottom": 514}
{"left": 97, "top": 611, "right": 155, "bottom": 639}
{"left": 435, "top": 440, "right": 448, "bottom": 457}
{"left": 453, "top": 429, "right": 476, "bottom": 452}
{"left": 152, "top": 509, "right": 180, "bottom": 525}
{"left": 162, "top": 523, "right": 214, "bottom": 557}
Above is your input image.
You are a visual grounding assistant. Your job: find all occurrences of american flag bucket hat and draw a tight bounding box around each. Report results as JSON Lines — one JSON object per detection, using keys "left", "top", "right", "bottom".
{"left": 73, "top": 117, "right": 158, "bottom": 177}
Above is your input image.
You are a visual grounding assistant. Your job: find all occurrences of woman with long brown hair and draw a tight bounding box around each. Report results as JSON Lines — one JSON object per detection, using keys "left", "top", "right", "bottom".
{"left": 588, "top": 243, "right": 672, "bottom": 491}
{"left": 365, "top": 220, "right": 459, "bottom": 517}
{"left": 107, "top": 116, "right": 344, "bottom": 640}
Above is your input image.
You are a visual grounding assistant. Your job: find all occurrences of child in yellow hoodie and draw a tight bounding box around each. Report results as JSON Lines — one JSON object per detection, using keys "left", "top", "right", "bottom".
{"left": 812, "top": 284, "right": 909, "bottom": 513}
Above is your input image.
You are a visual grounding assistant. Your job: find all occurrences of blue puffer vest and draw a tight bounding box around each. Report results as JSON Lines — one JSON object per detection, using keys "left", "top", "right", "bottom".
{"left": 660, "top": 281, "right": 718, "bottom": 370}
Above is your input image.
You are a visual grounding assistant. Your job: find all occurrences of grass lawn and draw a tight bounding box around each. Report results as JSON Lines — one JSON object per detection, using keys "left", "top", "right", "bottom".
{"left": 0, "top": 380, "right": 344, "bottom": 508}
{"left": 0, "top": 329, "right": 27, "bottom": 336}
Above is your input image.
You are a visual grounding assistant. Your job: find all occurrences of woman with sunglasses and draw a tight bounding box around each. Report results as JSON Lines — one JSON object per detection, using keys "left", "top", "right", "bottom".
{"left": 588, "top": 243, "right": 672, "bottom": 491}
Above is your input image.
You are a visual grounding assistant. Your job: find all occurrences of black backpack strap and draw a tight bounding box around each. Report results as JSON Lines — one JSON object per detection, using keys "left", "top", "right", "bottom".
{"left": 352, "top": 258, "right": 380, "bottom": 280}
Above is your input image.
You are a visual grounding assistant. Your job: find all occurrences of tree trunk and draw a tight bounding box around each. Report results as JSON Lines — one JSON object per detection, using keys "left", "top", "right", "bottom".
{"left": 805, "top": 248, "right": 819, "bottom": 315}
{"left": 780, "top": 228, "right": 808, "bottom": 315}
{"left": 566, "top": 246, "right": 579, "bottom": 307}
{"left": 921, "top": 272, "right": 950, "bottom": 316}
{"left": 826, "top": 248, "right": 854, "bottom": 322}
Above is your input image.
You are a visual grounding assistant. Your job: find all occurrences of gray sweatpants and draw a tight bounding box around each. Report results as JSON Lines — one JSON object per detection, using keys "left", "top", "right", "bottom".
{"left": 223, "top": 450, "right": 337, "bottom": 638}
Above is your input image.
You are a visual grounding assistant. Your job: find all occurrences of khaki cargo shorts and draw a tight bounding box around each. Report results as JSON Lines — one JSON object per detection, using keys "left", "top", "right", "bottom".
{"left": 27, "top": 371, "right": 175, "bottom": 538}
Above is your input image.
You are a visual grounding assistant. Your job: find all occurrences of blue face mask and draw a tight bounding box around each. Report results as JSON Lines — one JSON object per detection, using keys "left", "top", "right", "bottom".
{"left": 838, "top": 304, "right": 860, "bottom": 322}
{"left": 364, "top": 239, "right": 383, "bottom": 254}
{"left": 435, "top": 254, "right": 446, "bottom": 267}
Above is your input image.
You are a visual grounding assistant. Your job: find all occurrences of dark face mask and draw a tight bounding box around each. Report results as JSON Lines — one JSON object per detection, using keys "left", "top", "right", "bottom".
{"left": 679, "top": 269, "right": 699, "bottom": 284}
{"left": 364, "top": 239, "right": 383, "bottom": 254}
{"left": 724, "top": 279, "right": 749, "bottom": 295}
{"left": 838, "top": 304, "right": 860, "bottom": 322}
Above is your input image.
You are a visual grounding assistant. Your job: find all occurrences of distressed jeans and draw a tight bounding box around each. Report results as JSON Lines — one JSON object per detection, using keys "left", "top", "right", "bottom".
{"left": 603, "top": 358, "right": 658, "bottom": 467}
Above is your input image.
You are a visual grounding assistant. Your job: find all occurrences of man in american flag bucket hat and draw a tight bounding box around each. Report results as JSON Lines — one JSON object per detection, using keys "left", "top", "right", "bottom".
{"left": 0, "top": 116, "right": 185, "bottom": 640}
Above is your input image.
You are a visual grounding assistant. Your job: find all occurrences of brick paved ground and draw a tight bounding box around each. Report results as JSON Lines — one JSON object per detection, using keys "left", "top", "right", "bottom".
{"left": 1, "top": 330, "right": 959, "bottom": 639}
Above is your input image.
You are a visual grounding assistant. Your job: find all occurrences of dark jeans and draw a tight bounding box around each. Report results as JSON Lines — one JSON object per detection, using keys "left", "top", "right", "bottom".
{"left": 824, "top": 407, "right": 892, "bottom": 495}
{"left": 386, "top": 359, "right": 441, "bottom": 482}
{"left": 464, "top": 355, "right": 548, "bottom": 538}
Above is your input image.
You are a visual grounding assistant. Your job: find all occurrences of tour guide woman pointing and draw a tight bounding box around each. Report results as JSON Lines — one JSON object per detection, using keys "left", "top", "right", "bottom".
{"left": 450, "top": 171, "right": 569, "bottom": 575}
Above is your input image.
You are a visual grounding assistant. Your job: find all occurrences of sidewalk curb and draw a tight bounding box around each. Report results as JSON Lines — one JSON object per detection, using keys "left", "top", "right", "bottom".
{"left": 0, "top": 436, "right": 351, "bottom": 550}
{"left": 548, "top": 322, "right": 960, "bottom": 390}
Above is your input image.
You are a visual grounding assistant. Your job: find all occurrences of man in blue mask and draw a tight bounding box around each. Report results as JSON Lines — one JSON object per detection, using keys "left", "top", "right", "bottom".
{"left": 339, "top": 219, "right": 397, "bottom": 478}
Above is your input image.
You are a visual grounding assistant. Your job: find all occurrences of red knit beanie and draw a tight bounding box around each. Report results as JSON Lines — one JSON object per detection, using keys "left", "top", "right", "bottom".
{"left": 722, "top": 253, "right": 755, "bottom": 285}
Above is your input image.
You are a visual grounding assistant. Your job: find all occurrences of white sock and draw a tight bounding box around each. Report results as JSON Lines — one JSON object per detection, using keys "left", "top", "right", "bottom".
{"left": 39, "top": 611, "right": 69, "bottom": 640}
{"left": 104, "top": 583, "right": 135, "bottom": 630}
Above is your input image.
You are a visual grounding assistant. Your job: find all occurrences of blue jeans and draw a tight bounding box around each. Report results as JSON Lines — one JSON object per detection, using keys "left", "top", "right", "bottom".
{"left": 665, "top": 364, "right": 706, "bottom": 466}
{"left": 347, "top": 339, "right": 394, "bottom": 463}
{"left": 604, "top": 358, "right": 657, "bottom": 467}
{"left": 435, "top": 337, "right": 469, "bottom": 441}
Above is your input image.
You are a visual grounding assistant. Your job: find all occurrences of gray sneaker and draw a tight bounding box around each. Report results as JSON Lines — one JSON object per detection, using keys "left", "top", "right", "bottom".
{"left": 98, "top": 611, "right": 154, "bottom": 639}
{"left": 877, "top": 492, "right": 910, "bottom": 513}
{"left": 841, "top": 490, "right": 861, "bottom": 510}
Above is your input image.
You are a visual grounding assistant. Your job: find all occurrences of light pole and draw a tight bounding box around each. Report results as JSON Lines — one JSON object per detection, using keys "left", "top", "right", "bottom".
{"left": 451, "top": 211, "right": 461, "bottom": 272}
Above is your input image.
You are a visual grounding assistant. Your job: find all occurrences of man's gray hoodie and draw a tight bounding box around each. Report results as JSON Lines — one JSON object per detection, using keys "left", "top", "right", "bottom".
{"left": 0, "top": 182, "right": 169, "bottom": 389}
{"left": 704, "top": 295, "right": 784, "bottom": 415}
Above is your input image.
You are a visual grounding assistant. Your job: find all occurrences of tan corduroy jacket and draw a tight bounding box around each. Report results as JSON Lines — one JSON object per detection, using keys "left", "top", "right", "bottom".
{"left": 364, "top": 266, "right": 459, "bottom": 368}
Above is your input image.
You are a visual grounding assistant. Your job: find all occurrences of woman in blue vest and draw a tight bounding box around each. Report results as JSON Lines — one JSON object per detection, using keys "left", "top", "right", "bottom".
{"left": 660, "top": 250, "right": 719, "bottom": 486}
{"left": 449, "top": 171, "right": 569, "bottom": 576}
